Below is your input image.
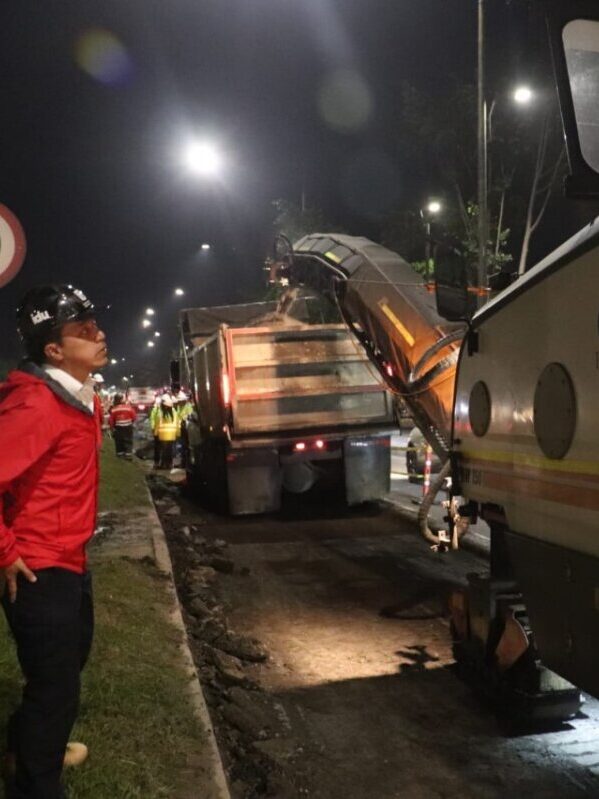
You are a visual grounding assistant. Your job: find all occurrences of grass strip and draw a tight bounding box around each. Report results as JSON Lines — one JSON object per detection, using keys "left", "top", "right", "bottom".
{"left": 99, "top": 439, "right": 150, "bottom": 512}
{"left": 0, "top": 559, "right": 206, "bottom": 799}
{"left": 0, "top": 444, "right": 207, "bottom": 798}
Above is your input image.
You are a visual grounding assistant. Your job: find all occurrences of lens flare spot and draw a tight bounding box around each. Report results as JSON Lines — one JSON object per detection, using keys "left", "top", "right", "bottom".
{"left": 318, "top": 69, "right": 373, "bottom": 133}
{"left": 75, "top": 28, "right": 133, "bottom": 85}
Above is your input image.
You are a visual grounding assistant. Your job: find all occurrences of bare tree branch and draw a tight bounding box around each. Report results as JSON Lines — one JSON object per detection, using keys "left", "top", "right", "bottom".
{"left": 454, "top": 183, "right": 470, "bottom": 233}
{"left": 518, "top": 112, "right": 551, "bottom": 275}
{"left": 495, "top": 189, "right": 506, "bottom": 257}
{"left": 531, "top": 146, "right": 566, "bottom": 234}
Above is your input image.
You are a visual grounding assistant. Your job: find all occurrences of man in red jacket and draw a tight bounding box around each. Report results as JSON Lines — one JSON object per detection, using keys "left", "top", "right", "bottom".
{"left": 108, "top": 393, "right": 137, "bottom": 458}
{"left": 0, "top": 285, "right": 108, "bottom": 799}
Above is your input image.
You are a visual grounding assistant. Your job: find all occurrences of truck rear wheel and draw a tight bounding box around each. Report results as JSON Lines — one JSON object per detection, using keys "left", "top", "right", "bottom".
{"left": 183, "top": 442, "right": 229, "bottom": 512}
{"left": 282, "top": 461, "right": 317, "bottom": 494}
{"left": 184, "top": 446, "right": 204, "bottom": 498}
{"left": 204, "top": 440, "right": 229, "bottom": 514}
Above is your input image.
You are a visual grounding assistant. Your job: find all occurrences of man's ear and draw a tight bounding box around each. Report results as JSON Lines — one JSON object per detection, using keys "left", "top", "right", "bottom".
{"left": 44, "top": 341, "right": 64, "bottom": 365}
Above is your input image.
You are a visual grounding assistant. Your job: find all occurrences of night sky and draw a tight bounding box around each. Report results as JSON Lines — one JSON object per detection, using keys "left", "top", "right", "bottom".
{"left": 0, "top": 1, "right": 586, "bottom": 383}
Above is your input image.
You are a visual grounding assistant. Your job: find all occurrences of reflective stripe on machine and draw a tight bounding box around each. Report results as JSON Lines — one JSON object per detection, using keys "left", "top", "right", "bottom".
{"left": 460, "top": 449, "right": 599, "bottom": 511}
{"left": 378, "top": 301, "right": 415, "bottom": 348}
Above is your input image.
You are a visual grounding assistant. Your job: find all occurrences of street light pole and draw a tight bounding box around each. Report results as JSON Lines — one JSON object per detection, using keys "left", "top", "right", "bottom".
{"left": 425, "top": 220, "right": 432, "bottom": 281}
{"left": 422, "top": 200, "right": 442, "bottom": 282}
{"left": 477, "top": 0, "right": 487, "bottom": 299}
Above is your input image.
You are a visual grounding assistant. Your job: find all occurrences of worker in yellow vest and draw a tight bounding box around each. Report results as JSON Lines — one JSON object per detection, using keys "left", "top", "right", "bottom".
{"left": 152, "top": 394, "right": 179, "bottom": 470}
{"left": 174, "top": 390, "right": 193, "bottom": 469}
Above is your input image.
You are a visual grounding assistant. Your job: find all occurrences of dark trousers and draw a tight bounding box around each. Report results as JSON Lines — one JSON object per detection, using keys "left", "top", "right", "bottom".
{"left": 2, "top": 569, "right": 94, "bottom": 799}
{"left": 153, "top": 436, "right": 160, "bottom": 467}
{"left": 113, "top": 425, "right": 133, "bottom": 456}
{"left": 159, "top": 440, "right": 174, "bottom": 469}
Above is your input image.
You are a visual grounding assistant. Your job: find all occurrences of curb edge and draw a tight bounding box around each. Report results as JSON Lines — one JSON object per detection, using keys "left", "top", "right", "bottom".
{"left": 145, "top": 486, "right": 232, "bottom": 799}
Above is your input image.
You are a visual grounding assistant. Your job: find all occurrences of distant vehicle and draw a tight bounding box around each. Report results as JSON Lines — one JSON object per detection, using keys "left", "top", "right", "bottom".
{"left": 125, "top": 386, "right": 157, "bottom": 416}
{"left": 405, "top": 427, "right": 442, "bottom": 482}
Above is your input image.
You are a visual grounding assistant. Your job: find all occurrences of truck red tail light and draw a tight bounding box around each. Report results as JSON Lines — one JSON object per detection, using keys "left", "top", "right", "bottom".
{"left": 293, "top": 440, "right": 326, "bottom": 452}
{"left": 221, "top": 373, "right": 231, "bottom": 406}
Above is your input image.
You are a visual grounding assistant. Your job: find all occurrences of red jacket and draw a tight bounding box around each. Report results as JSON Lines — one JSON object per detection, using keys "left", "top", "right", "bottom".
{"left": 0, "top": 364, "right": 102, "bottom": 573}
{"left": 109, "top": 403, "right": 137, "bottom": 428}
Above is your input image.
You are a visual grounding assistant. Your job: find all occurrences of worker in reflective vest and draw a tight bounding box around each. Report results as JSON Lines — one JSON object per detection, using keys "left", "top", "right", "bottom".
{"left": 152, "top": 395, "right": 179, "bottom": 470}
{"left": 149, "top": 396, "right": 161, "bottom": 469}
{"left": 174, "top": 390, "right": 193, "bottom": 469}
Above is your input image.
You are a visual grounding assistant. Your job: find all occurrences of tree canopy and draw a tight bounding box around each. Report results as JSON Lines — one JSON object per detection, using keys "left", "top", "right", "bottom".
{"left": 382, "top": 78, "right": 565, "bottom": 279}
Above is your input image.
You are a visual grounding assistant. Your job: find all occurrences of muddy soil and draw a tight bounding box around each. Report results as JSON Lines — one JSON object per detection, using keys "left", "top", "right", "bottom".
{"left": 149, "top": 474, "right": 599, "bottom": 799}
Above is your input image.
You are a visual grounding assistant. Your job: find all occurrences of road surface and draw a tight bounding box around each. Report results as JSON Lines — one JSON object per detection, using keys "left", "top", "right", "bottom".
{"left": 150, "top": 471, "right": 599, "bottom": 799}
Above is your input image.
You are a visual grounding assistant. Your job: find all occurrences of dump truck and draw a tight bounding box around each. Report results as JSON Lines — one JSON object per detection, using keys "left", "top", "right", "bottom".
{"left": 178, "top": 301, "right": 395, "bottom": 514}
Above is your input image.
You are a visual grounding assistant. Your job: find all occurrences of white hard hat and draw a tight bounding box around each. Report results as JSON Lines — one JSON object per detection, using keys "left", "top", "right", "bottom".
{"left": 92, "top": 373, "right": 105, "bottom": 384}
{"left": 162, "top": 395, "right": 174, "bottom": 407}
{"left": 176, "top": 390, "right": 187, "bottom": 402}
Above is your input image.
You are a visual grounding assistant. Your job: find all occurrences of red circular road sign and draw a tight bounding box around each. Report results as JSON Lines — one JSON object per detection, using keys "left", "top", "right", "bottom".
{"left": 0, "top": 204, "right": 26, "bottom": 288}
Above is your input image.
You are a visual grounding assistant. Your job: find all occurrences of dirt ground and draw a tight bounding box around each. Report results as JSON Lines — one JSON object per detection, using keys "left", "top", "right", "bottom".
{"left": 149, "top": 475, "right": 599, "bottom": 799}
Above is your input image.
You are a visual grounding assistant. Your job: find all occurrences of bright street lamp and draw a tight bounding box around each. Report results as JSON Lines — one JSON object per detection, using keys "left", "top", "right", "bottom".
{"left": 147, "top": 341, "right": 155, "bottom": 348}
{"left": 145, "top": 308, "right": 155, "bottom": 316}
{"left": 183, "top": 141, "right": 222, "bottom": 177}
{"left": 201, "top": 242, "right": 211, "bottom": 251}
{"left": 154, "top": 331, "right": 161, "bottom": 337}
{"left": 174, "top": 288, "right": 185, "bottom": 296}
{"left": 142, "top": 319, "right": 152, "bottom": 328}
{"left": 110, "top": 358, "right": 118, "bottom": 365}
{"left": 426, "top": 200, "right": 442, "bottom": 216}
{"left": 514, "top": 85, "right": 534, "bottom": 105}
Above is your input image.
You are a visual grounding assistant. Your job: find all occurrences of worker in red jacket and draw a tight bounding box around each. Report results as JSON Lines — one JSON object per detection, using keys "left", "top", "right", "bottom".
{"left": 0, "top": 284, "right": 108, "bottom": 799}
{"left": 108, "top": 393, "right": 137, "bottom": 458}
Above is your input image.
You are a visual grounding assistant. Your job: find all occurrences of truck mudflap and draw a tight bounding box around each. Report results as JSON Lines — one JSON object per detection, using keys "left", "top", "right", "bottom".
{"left": 343, "top": 435, "right": 391, "bottom": 505}
{"left": 226, "top": 447, "right": 282, "bottom": 515}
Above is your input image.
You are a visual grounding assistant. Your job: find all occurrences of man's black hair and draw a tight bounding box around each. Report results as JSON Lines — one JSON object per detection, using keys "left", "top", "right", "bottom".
{"left": 26, "top": 329, "right": 63, "bottom": 366}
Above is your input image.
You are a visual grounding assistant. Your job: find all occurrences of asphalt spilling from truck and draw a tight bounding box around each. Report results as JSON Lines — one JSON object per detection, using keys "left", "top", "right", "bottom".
{"left": 148, "top": 473, "right": 599, "bottom": 799}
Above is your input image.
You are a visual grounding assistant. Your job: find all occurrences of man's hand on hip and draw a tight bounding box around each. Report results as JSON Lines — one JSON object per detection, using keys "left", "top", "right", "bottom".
{"left": 4, "top": 558, "right": 37, "bottom": 603}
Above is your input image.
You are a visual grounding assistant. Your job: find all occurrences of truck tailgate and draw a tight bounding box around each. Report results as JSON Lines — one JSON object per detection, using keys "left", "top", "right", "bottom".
{"left": 226, "top": 325, "right": 393, "bottom": 434}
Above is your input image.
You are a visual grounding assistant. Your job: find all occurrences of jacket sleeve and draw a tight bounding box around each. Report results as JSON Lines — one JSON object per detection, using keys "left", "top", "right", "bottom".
{"left": 0, "top": 389, "right": 61, "bottom": 567}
